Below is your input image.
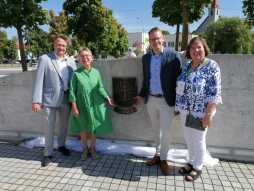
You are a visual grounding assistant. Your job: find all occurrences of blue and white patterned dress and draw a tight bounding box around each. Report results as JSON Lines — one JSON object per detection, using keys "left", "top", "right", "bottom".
{"left": 175, "top": 58, "right": 222, "bottom": 118}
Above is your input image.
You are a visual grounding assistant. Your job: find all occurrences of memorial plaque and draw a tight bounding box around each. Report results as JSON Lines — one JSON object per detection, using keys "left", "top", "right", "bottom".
{"left": 113, "top": 77, "right": 137, "bottom": 114}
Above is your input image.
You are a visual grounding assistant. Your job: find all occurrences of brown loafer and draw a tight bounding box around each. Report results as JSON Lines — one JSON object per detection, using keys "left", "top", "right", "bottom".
{"left": 146, "top": 155, "right": 161, "bottom": 166}
{"left": 160, "top": 160, "right": 170, "bottom": 175}
{"left": 179, "top": 163, "right": 193, "bottom": 175}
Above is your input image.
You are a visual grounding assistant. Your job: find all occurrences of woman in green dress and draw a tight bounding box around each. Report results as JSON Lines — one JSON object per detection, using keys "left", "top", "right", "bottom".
{"left": 69, "top": 47, "right": 114, "bottom": 159}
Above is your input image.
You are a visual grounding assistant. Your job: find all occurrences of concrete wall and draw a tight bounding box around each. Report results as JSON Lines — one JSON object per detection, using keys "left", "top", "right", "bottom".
{"left": 206, "top": 55, "right": 254, "bottom": 161}
{"left": 0, "top": 71, "right": 47, "bottom": 137}
{"left": 0, "top": 55, "right": 254, "bottom": 161}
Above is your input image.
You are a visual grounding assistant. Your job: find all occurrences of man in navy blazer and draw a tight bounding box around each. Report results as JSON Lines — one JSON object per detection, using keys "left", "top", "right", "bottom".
{"left": 32, "top": 34, "right": 76, "bottom": 167}
{"left": 136, "top": 27, "right": 181, "bottom": 175}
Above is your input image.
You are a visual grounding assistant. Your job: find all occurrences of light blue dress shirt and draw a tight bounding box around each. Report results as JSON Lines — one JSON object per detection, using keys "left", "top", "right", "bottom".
{"left": 150, "top": 51, "right": 163, "bottom": 95}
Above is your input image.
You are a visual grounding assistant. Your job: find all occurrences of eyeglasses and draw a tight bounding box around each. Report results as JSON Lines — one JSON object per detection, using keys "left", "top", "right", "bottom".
{"left": 80, "top": 54, "right": 92, "bottom": 59}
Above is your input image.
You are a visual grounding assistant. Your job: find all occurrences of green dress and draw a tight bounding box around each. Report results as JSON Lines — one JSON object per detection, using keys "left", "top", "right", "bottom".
{"left": 69, "top": 67, "right": 112, "bottom": 135}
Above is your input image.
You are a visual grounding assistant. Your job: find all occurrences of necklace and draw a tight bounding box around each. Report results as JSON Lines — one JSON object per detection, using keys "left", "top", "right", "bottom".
{"left": 191, "top": 58, "right": 205, "bottom": 69}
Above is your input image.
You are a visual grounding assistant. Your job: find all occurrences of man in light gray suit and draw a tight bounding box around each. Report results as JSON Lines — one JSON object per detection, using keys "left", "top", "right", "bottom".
{"left": 32, "top": 34, "right": 76, "bottom": 167}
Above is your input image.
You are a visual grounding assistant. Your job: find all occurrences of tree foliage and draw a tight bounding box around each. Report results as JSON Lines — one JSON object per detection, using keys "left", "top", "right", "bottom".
{"left": 162, "top": 30, "right": 170, "bottom": 35}
{"left": 0, "top": 31, "right": 8, "bottom": 61}
{"left": 26, "top": 27, "right": 51, "bottom": 59}
{"left": 5, "top": 37, "right": 18, "bottom": 61}
{"left": 0, "top": 31, "right": 17, "bottom": 62}
{"left": 152, "top": 0, "right": 210, "bottom": 50}
{"left": 242, "top": 0, "right": 254, "bottom": 27}
{"left": 204, "top": 17, "right": 253, "bottom": 54}
{"left": 48, "top": 10, "right": 68, "bottom": 36}
{"left": 48, "top": 10, "right": 85, "bottom": 56}
{"left": 63, "top": 0, "right": 128, "bottom": 58}
{"left": 0, "top": 0, "right": 48, "bottom": 71}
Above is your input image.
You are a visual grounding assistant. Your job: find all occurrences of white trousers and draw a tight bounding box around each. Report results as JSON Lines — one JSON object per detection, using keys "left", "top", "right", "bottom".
{"left": 180, "top": 112, "right": 207, "bottom": 170}
{"left": 146, "top": 96, "right": 174, "bottom": 160}
{"left": 44, "top": 103, "right": 70, "bottom": 156}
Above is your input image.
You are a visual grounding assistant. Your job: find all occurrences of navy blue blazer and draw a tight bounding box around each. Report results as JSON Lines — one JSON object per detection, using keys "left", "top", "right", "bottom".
{"left": 139, "top": 48, "right": 182, "bottom": 106}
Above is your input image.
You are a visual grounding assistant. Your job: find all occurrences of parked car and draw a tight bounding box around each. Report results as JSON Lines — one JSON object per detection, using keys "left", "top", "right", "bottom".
{"left": 1, "top": 58, "right": 12, "bottom": 64}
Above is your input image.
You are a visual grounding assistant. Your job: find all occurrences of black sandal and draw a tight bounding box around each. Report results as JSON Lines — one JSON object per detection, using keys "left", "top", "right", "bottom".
{"left": 178, "top": 163, "right": 193, "bottom": 175}
{"left": 184, "top": 169, "right": 202, "bottom": 181}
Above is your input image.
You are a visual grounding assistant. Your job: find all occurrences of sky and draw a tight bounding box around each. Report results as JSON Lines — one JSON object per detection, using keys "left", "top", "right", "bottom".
{"left": 3, "top": 0, "right": 243, "bottom": 39}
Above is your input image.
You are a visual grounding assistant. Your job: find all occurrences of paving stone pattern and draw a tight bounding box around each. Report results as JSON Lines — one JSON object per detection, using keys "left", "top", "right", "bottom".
{"left": 0, "top": 143, "right": 254, "bottom": 191}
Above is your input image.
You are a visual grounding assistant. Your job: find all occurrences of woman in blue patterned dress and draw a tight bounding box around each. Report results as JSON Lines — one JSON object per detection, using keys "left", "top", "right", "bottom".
{"left": 175, "top": 37, "right": 222, "bottom": 181}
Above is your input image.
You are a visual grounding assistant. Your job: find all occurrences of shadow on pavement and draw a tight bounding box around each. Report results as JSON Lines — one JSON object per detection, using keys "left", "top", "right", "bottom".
{"left": 0, "top": 143, "right": 182, "bottom": 182}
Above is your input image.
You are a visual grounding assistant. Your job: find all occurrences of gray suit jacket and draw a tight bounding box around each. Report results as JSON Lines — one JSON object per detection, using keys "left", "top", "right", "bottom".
{"left": 32, "top": 52, "right": 77, "bottom": 108}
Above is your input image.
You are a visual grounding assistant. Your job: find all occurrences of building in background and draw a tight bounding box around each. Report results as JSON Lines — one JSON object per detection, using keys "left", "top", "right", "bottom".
{"left": 127, "top": 32, "right": 197, "bottom": 55}
{"left": 195, "top": 0, "right": 220, "bottom": 33}
{"left": 164, "top": 33, "right": 197, "bottom": 51}
{"left": 128, "top": 32, "right": 149, "bottom": 56}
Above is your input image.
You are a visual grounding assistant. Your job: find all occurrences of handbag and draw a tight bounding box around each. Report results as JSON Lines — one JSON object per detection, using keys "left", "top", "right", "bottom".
{"left": 184, "top": 62, "right": 206, "bottom": 131}
{"left": 185, "top": 112, "right": 206, "bottom": 131}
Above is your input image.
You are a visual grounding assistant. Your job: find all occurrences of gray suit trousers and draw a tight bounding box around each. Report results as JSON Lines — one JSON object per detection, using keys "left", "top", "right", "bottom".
{"left": 44, "top": 103, "right": 70, "bottom": 156}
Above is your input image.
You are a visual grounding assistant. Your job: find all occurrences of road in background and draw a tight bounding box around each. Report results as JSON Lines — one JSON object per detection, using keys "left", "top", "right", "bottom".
{"left": 0, "top": 68, "right": 23, "bottom": 78}
{"left": 0, "top": 67, "right": 37, "bottom": 78}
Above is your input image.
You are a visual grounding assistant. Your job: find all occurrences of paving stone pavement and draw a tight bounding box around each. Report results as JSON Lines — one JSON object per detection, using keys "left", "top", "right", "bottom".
{"left": 0, "top": 143, "right": 254, "bottom": 191}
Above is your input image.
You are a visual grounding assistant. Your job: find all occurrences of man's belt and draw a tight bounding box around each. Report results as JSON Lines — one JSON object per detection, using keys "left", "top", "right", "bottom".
{"left": 150, "top": 94, "right": 163, "bottom": 97}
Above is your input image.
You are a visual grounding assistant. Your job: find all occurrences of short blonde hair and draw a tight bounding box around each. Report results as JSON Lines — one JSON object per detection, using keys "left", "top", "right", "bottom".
{"left": 78, "top": 47, "right": 94, "bottom": 63}
{"left": 78, "top": 47, "right": 93, "bottom": 56}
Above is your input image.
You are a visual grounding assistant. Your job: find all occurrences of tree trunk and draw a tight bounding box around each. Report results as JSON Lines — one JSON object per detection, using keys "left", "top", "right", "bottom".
{"left": 175, "top": 24, "right": 180, "bottom": 51}
{"left": 181, "top": 0, "right": 189, "bottom": 51}
{"left": 17, "top": 26, "right": 27, "bottom": 72}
